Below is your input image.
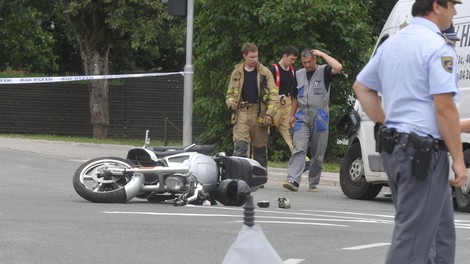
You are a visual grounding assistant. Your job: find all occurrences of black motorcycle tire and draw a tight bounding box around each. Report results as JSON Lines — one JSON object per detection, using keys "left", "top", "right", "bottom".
{"left": 73, "top": 157, "right": 135, "bottom": 203}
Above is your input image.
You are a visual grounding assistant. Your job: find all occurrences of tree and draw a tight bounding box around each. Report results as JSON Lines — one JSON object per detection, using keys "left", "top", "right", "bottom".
{"left": 0, "top": 0, "right": 58, "bottom": 73}
{"left": 370, "top": 0, "right": 398, "bottom": 36}
{"left": 57, "top": 0, "right": 172, "bottom": 139}
{"left": 193, "top": 0, "right": 373, "bottom": 160}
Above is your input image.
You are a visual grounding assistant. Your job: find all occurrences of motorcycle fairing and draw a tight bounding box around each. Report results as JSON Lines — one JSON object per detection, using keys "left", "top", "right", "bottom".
{"left": 220, "top": 156, "right": 267, "bottom": 187}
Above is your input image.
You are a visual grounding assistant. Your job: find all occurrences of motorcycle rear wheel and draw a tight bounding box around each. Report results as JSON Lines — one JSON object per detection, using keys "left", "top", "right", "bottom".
{"left": 73, "top": 157, "right": 134, "bottom": 203}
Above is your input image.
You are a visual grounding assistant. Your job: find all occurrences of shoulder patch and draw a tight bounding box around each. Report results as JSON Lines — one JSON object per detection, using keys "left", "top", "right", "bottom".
{"left": 441, "top": 56, "right": 453, "bottom": 73}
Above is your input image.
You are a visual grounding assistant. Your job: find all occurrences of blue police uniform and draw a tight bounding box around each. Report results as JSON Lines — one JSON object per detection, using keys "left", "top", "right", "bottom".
{"left": 357, "top": 17, "right": 459, "bottom": 263}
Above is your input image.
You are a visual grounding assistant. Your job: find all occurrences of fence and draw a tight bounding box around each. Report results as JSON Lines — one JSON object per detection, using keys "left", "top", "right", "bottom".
{"left": 0, "top": 75, "right": 205, "bottom": 141}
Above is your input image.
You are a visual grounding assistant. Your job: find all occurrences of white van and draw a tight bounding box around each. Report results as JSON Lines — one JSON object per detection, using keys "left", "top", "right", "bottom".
{"left": 338, "top": 0, "right": 470, "bottom": 212}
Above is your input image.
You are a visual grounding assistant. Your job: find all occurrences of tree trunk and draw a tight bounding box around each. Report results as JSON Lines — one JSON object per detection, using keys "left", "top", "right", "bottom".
{"left": 87, "top": 51, "right": 110, "bottom": 139}
{"left": 59, "top": 0, "right": 111, "bottom": 139}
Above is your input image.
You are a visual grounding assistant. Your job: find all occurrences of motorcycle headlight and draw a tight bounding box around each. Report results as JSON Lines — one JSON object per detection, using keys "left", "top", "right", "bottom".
{"left": 165, "top": 176, "right": 187, "bottom": 192}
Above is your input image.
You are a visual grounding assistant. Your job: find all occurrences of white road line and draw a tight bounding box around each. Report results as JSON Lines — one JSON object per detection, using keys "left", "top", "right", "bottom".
{"left": 304, "top": 210, "right": 394, "bottom": 219}
{"left": 342, "top": 243, "right": 391, "bottom": 250}
{"left": 187, "top": 206, "right": 394, "bottom": 224}
{"left": 455, "top": 224, "right": 470, "bottom": 229}
{"left": 103, "top": 211, "right": 349, "bottom": 227}
{"left": 239, "top": 220, "right": 347, "bottom": 228}
{"left": 283, "top": 259, "right": 305, "bottom": 264}
{"left": 104, "top": 211, "right": 240, "bottom": 218}
{"left": 104, "top": 211, "right": 392, "bottom": 225}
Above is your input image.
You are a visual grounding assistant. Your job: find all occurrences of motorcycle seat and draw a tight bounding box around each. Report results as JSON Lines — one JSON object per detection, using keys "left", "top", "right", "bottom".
{"left": 152, "top": 145, "right": 216, "bottom": 156}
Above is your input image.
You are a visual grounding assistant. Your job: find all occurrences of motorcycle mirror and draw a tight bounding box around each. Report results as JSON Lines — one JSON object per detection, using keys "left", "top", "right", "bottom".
{"left": 143, "top": 130, "right": 151, "bottom": 148}
{"left": 183, "top": 143, "right": 196, "bottom": 151}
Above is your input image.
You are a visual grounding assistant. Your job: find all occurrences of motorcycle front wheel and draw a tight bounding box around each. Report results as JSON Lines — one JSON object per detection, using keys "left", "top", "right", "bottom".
{"left": 73, "top": 157, "right": 135, "bottom": 203}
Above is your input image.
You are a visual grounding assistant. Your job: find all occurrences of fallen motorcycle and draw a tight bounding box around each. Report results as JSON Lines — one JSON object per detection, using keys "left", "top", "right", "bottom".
{"left": 73, "top": 131, "right": 267, "bottom": 206}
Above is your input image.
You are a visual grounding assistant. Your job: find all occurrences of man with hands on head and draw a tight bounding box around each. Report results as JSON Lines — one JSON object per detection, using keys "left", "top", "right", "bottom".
{"left": 283, "top": 48, "right": 342, "bottom": 192}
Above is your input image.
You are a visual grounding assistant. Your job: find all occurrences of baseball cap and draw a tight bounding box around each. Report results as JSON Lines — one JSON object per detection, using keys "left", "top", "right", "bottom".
{"left": 443, "top": 25, "right": 460, "bottom": 41}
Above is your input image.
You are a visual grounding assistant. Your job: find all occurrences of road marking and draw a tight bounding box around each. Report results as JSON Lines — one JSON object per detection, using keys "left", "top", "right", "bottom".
{"left": 103, "top": 208, "right": 399, "bottom": 226}
{"left": 455, "top": 220, "right": 470, "bottom": 229}
{"left": 455, "top": 224, "right": 470, "bottom": 229}
{"left": 304, "top": 210, "right": 394, "bottom": 219}
{"left": 103, "top": 211, "right": 348, "bottom": 227}
{"left": 342, "top": 243, "right": 391, "bottom": 250}
{"left": 283, "top": 259, "right": 305, "bottom": 264}
{"left": 104, "top": 211, "right": 240, "bottom": 218}
{"left": 196, "top": 206, "right": 394, "bottom": 224}
{"left": 241, "top": 220, "right": 347, "bottom": 228}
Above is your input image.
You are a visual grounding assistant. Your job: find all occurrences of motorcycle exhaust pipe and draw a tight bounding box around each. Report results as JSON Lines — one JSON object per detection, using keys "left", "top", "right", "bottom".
{"left": 124, "top": 173, "right": 145, "bottom": 201}
{"left": 186, "top": 184, "right": 203, "bottom": 203}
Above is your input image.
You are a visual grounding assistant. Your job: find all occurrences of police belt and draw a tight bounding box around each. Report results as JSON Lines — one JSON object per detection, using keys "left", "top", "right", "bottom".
{"left": 375, "top": 124, "right": 447, "bottom": 153}
{"left": 396, "top": 133, "right": 447, "bottom": 152}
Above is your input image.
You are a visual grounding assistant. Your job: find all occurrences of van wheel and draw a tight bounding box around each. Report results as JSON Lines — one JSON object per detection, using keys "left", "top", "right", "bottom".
{"left": 340, "top": 143, "right": 382, "bottom": 200}
{"left": 455, "top": 149, "right": 470, "bottom": 212}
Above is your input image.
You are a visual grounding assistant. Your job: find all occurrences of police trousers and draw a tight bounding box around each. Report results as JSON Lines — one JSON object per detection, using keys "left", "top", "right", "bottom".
{"left": 232, "top": 104, "right": 268, "bottom": 168}
{"left": 382, "top": 145, "right": 455, "bottom": 264}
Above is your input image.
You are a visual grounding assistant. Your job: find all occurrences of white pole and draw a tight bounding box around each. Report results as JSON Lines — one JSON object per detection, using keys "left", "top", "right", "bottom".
{"left": 183, "top": 0, "right": 194, "bottom": 145}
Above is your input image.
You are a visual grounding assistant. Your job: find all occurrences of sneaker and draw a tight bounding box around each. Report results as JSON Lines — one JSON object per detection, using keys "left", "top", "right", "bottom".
{"left": 309, "top": 186, "right": 318, "bottom": 192}
{"left": 283, "top": 180, "right": 299, "bottom": 191}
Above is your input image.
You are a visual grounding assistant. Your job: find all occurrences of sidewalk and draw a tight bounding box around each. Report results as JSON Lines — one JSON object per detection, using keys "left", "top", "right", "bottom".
{"left": 0, "top": 137, "right": 340, "bottom": 187}
{"left": 268, "top": 167, "right": 339, "bottom": 186}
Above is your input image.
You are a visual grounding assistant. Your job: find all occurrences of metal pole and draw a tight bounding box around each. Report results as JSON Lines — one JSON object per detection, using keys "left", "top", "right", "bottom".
{"left": 183, "top": 0, "right": 194, "bottom": 145}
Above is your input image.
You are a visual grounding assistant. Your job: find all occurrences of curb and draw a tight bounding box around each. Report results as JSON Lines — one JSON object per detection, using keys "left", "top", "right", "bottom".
{"left": 0, "top": 137, "right": 340, "bottom": 187}
{"left": 268, "top": 167, "right": 340, "bottom": 187}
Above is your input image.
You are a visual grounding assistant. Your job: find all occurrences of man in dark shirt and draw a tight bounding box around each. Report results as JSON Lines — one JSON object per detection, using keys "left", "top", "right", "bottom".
{"left": 225, "top": 43, "right": 279, "bottom": 168}
{"left": 269, "top": 46, "right": 298, "bottom": 154}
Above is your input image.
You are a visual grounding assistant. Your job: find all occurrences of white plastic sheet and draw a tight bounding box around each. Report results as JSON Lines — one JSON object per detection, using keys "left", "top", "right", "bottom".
{"left": 222, "top": 224, "right": 283, "bottom": 264}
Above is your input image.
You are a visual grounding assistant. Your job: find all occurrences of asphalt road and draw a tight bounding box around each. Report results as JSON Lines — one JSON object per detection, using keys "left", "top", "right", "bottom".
{"left": 1, "top": 138, "right": 470, "bottom": 264}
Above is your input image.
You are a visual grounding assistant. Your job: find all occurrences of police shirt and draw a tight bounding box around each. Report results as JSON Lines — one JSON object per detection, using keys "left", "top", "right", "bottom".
{"left": 356, "top": 17, "right": 459, "bottom": 138}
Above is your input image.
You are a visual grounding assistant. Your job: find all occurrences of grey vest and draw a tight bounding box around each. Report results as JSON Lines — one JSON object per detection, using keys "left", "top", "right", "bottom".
{"left": 295, "top": 65, "right": 330, "bottom": 113}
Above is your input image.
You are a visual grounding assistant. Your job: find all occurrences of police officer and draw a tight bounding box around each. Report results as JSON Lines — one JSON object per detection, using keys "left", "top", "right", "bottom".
{"left": 269, "top": 45, "right": 299, "bottom": 154}
{"left": 353, "top": 0, "right": 467, "bottom": 263}
{"left": 226, "top": 43, "right": 279, "bottom": 169}
{"left": 283, "top": 48, "right": 342, "bottom": 192}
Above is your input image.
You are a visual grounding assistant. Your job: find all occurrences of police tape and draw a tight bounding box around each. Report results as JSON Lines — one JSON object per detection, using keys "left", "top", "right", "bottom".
{"left": 0, "top": 71, "right": 191, "bottom": 85}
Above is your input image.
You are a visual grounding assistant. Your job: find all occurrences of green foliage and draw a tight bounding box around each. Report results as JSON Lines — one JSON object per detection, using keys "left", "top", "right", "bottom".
{"left": 0, "top": 0, "right": 397, "bottom": 148}
{"left": 0, "top": 0, "right": 59, "bottom": 73}
{"left": 370, "top": 0, "right": 399, "bottom": 36}
{"left": 267, "top": 131, "right": 292, "bottom": 162}
{"left": 193, "top": 0, "right": 374, "bottom": 159}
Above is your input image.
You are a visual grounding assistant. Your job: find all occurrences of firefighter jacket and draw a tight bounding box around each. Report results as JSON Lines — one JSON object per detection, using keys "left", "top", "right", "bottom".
{"left": 226, "top": 62, "right": 279, "bottom": 124}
